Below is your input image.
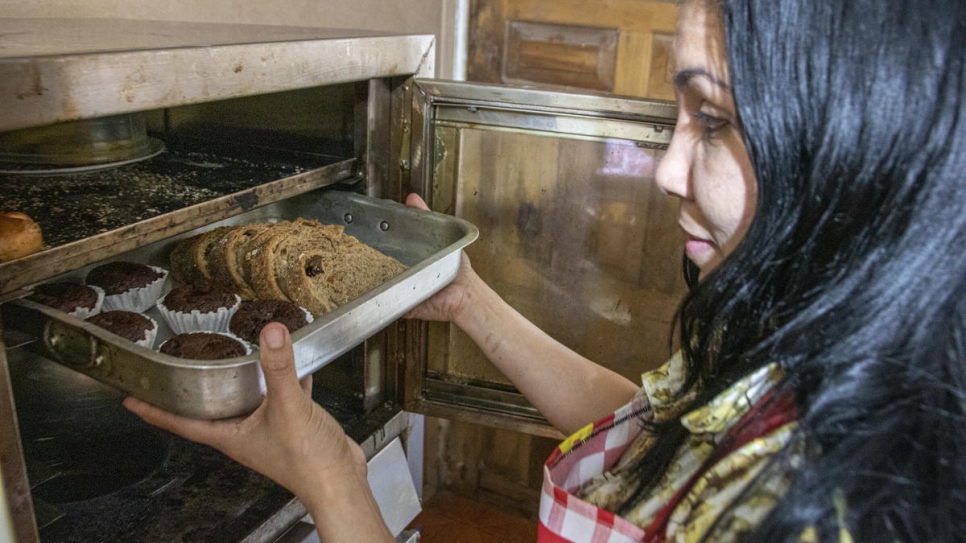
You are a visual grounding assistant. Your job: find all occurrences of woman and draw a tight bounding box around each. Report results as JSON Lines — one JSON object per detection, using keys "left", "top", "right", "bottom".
{"left": 125, "top": 0, "right": 966, "bottom": 540}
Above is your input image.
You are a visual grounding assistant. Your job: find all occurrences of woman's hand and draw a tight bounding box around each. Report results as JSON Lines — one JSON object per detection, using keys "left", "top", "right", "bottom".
{"left": 403, "top": 193, "right": 478, "bottom": 324}
{"left": 124, "top": 323, "right": 394, "bottom": 542}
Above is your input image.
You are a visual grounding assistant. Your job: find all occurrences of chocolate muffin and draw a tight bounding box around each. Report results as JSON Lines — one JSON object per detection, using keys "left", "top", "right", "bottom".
{"left": 159, "top": 332, "right": 249, "bottom": 360}
{"left": 86, "top": 261, "right": 168, "bottom": 312}
{"left": 229, "top": 299, "right": 313, "bottom": 345}
{"left": 86, "top": 310, "right": 158, "bottom": 347}
{"left": 28, "top": 281, "right": 105, "bottom": 318}
{"left": 156, "top": 283, "right": 242, "bottom": 335}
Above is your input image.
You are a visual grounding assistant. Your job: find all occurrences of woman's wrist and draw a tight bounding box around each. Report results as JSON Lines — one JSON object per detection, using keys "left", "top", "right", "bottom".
{"left": 451, "top": 268, "right": 498, "bottom": 332}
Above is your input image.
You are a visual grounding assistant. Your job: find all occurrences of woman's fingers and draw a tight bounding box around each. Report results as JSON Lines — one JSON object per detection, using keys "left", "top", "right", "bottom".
{"left": 405, "top": 193, "right": 429, "bottom": 210}
{"left": 257, "top": 323, "right": 305, "bottom": 407}
{"left": 124, "top": 322, "right": 305, "bottom": 448}
{"left": 299, "top": 373, "right": 313, "bottom": 396}
{"left": 122, "top": 396, "right": 237, "bottom": 447}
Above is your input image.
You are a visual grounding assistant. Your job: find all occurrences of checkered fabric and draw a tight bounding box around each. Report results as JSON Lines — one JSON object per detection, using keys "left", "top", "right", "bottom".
{"left": 538, "top": 398, "right": 652, "bottom": 543}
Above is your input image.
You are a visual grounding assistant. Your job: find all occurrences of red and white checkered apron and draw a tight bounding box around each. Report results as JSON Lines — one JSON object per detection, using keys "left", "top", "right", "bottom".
{"left": 538, "top": 388, "right": 798, "bottom": 543}
{"left": 538, "top": 398, "right": 651, "bottom": 543}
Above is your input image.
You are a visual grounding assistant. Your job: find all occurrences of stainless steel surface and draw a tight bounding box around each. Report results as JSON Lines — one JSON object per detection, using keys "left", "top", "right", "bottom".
{"left": 0, "top": 19, "right": 435, "bottom": 132}
{"left": 5, "top": 339, "right": 147, "bottom": 440}
{"left": 413, "top": 80, "right": 677, "bottom": 123}
{"left": 0, "top": 113, "right": 163, "bottom": 171}
{"left": 5, "top": 190, "right": 477, "bottom": 419}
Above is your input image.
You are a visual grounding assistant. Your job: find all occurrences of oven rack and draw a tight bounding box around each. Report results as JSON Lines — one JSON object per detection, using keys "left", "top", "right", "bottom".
{"left": 0, "top": 144, "right": 357, "bottom": 297}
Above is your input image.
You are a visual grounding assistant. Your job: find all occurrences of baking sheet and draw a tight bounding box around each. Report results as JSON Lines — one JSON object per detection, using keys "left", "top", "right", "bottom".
{"left": 3, "top": 189, "right": 478, "bottom": 419}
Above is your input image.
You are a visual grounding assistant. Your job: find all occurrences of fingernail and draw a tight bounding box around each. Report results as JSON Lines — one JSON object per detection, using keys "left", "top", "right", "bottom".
{"left": 264, "top": 327, "right": 285, "bottom": 350}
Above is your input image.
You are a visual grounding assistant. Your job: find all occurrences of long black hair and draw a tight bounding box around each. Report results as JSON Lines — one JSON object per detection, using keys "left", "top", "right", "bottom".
{"left": 621, "top": 0, "right": 966, "bottom": 540}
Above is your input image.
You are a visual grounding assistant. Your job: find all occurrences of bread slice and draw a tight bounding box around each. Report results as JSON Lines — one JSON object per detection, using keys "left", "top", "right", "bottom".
{"left": 211, "top": 223, "right": 271, "bottom": 300}
{"left": 168, "top": 226, "right": 233, "bottom": 285}
{"left": 202, "top": 227, "right": 240, "bottom": 292}
{"left": 274, "top": 218, "right": 407, "bottom": 317}
{"left": 273, "top": 219, "right": 347, "bottom": 315}
{"left": 169, "top": 232, "right": 205, "bottom": 285}
{"left": 245, "top": 221, "right": 296, "bottom": 302}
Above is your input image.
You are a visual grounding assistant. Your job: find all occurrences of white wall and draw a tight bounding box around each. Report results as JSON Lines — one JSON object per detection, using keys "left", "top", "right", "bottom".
{"left": 0, "top": 0, "right": 459, "bottom": 78}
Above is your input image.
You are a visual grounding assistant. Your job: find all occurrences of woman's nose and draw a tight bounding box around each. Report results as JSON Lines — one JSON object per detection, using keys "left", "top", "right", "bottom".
{"left": 655, "top": 130, "right": 690, "bottom": 200}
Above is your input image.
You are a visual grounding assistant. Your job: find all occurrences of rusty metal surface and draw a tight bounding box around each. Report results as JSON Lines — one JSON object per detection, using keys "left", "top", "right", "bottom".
{"left": 0, "top": 19, "right": 435, "bottom": 132}
{"left": 0, "top": 147, "right": 355, "bottom": 296}
{"left": 0, "top": 322, "right": 40, "bottom": 543}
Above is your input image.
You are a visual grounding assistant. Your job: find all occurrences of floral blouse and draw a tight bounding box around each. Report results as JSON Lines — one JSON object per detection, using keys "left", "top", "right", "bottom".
{"left": 538, "top": 353, "right": 805, "bottom": 543}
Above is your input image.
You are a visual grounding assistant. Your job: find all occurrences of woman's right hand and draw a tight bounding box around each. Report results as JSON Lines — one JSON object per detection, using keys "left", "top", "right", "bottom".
{"left": 124, "top": 323, "right": 394, "bottom": 542}
{"left": 402, "top": 193, "right": 478, "bottom": 324}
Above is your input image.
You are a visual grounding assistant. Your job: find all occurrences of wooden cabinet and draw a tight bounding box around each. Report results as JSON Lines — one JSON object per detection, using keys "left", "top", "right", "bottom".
{"left": 468, "top": 0, "right": 679, "bottom": 100}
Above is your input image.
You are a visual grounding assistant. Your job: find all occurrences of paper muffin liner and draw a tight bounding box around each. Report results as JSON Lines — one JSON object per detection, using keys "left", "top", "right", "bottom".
{"left": 137, "top": 315, "right": 160, "bottom": 349}
{"left": 67, "top": 285, "right": 105, "bottom": 320}
{"left": 100, "top": 266, "right": 169, "bottom": 313}
{"left": 157, "top": 293, "right": 242, "bottom": 335}
{"left": 158, "top": 331, "right": 253, "bottom": 359}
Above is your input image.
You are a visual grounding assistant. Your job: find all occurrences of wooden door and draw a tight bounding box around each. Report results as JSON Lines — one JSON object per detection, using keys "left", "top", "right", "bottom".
{"left": 467, "top": 0, "right": 679, "bottom": 100}
{"left": 411, "top": 81, "right": 687, "bottom": 516}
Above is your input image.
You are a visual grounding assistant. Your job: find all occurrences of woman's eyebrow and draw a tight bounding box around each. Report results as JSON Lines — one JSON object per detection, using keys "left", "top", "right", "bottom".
{"left": 673, "top": 68, "right": 732, "bottom": 92}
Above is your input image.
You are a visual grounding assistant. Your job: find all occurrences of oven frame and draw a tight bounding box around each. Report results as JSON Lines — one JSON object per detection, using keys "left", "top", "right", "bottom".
{"left": 0, "top": 19, "right": 435, "bottom": 542}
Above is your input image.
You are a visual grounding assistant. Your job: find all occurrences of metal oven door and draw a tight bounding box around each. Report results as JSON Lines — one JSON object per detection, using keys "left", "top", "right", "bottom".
{"left": 404, "top": 81, "right": 686, "bottom": 437}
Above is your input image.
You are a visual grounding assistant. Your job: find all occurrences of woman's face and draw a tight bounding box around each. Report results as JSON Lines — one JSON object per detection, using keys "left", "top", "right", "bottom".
{"left": 655, "top": 0, "right": 757, "bottom": 276}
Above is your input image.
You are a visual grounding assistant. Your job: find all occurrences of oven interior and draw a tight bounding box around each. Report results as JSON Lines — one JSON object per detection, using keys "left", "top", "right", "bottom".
{"left": 1, "top": 79, "right": 414, "bottom": 542}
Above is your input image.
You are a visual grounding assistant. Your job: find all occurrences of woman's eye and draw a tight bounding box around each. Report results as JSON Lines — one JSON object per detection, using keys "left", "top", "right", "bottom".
{"left": 692, "top": 112, "right": 728, "bottom": 139}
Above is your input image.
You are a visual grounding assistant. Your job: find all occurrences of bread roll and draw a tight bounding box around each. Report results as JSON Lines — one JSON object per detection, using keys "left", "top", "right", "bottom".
{"left": 0, "top": 212, "right": 43, "bottom": 262}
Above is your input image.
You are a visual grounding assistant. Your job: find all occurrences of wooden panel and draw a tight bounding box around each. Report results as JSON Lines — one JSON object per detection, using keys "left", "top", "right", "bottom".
{"left": 468, "top": 0, "right": 679, "bottom": 100}
{"left": 647, "top": 32, "right": 675, "bottom": 100}
{"left": 614, "top": 30, "right": 651, "bottom": 97}
{"left": 504, "top": 21, "right": 618, "bottom": 91}
{"left": 467, "top": 0, "right": 507, "bottom": 83}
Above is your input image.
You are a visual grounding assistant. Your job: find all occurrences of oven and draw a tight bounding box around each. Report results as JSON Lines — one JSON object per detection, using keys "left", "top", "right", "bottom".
{"left": 0, "top": 17, "right": 686, "bottom": 542}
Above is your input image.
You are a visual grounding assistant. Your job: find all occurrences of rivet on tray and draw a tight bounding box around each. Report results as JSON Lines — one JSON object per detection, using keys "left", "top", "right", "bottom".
{"left": 94, "top": 355, "right": 106, "bottom": 367}
{"left": 140, "top": 376, "right": 150, "bottom": 390}
{"left": 380, "top": 221, "right": 390, "bottom": 231}
{"left": 344, "top": 213, "right": 353, "bottom": 223}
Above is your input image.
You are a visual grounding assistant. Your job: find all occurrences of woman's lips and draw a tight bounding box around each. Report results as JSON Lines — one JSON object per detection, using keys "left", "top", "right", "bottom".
{"left": 685, "top": 237, "right": 715, "bottom": 261}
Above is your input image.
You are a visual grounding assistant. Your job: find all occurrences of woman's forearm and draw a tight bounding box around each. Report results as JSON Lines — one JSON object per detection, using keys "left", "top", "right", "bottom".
{"left": 303, "top": 471, "right": 395, "bottom": 543}
{"left": 453, "top": 273, "right": 639, "bottom": 435}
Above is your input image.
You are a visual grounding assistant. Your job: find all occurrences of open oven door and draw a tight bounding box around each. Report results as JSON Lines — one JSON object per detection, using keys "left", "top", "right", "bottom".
{"left": 403, "top": 80, "right": 688, "bottom": 438}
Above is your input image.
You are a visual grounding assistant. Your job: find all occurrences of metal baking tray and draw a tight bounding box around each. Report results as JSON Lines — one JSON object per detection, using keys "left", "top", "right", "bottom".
{"left": 2, "top": 189, "right": 478, "bottom": 418}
